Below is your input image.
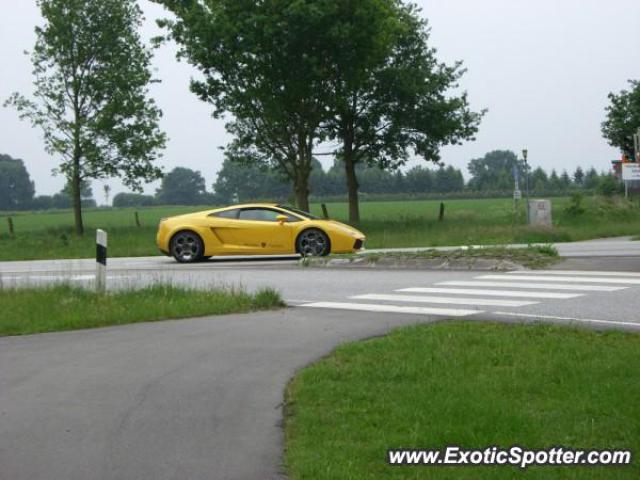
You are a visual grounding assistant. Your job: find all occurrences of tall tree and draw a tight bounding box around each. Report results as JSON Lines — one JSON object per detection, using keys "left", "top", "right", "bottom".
{"left": 155, "top": 0, "right": 330, "bottom": 211}
{"left": 530, "top": 167, "right": 549, "bottom": 193}
{"left": 560, "top": 170, "right": 572, "bottom": 189}
{"left": 573, "top": 167, "right": 585, "bottom": 187}
{"left": 5, "top": 0, "right": 166, "bottom": 235}
{"left": 62, "top": 179, "right": 93, "bottom": 201}
{"left": 318, "top": 0, "right": 483, "bottom": 222}
{"left": 0, "top": 154, "right": 36, "bottom": 211}
{"left": 468, "top": 150, "right": 522, "bottom": 192}
{"left": 213, "top": 157, "right": 291, "bottom": 203}
{"left": 103, "top": 184, "right": 111, "bottom": 207}
{"left": 404, "top": 166, "right": 433, "bottom": 194}
{"left": 584, "top": 167, "right": 600, "bottom": 190}
{"left": 156, "top": 167, "right": 208, "bottom": 205}
{"left": 602, "top": 80, "right": 640, "bottom": 159}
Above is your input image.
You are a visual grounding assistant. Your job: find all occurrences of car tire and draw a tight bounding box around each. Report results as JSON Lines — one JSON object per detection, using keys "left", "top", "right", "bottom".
{"left": 170, "top": 231, "right": 205, "bottom": 263}
{"left": 296, "top": 228, "right": 330, "bottom": 257}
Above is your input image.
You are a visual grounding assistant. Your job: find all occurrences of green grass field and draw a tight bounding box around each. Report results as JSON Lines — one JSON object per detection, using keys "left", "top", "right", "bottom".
{"left": 285, "top": 322, "right": 640, "bottom": 480}
{"left": 1, "top": 196, "right": 639, "bottom": 261}
{"left": 0, "top": 284, "right": 284, "bottom": 336}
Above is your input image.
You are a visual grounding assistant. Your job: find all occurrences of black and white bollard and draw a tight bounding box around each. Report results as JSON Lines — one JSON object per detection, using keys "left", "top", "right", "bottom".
{"left": 96, "top": 229, "right": 107, "bottom": 293}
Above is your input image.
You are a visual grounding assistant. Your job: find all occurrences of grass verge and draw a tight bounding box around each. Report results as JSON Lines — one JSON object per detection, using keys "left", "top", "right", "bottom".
{"left": 305, "top": 245, "right": 560, "bottom": 269}
{"left": 285, "top": 322, "right": 640, "bottom": 480}
{"left": 0, "top": 284, "right": 284, "bottom": 336}
{"left": 1, "top": 196, "right": 640, "bottom": 261}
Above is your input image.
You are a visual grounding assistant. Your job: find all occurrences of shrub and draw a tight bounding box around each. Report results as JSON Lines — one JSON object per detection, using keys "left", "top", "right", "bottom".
{"left": 564, "top": 192, "right": 586, "bottom": 216}
{"left": 596, "top": 175, "right": 624, "bottom": 197}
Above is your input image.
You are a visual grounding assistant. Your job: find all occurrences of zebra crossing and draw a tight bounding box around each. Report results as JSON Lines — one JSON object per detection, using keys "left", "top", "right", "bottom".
{"left": 300, "top": 270, "right": 636, "bottom": 318}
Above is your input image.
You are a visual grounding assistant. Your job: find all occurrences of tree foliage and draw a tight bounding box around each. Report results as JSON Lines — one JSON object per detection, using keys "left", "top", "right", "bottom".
{"left": 213, "top": 158, "right": 291, "bottom": 204}
{"left": 318, "top": 0, "right": 484, "bottom": 222}
{"left": 0, "top": 154, "right": 35, "bottom": 211}
{"left": 154, "top": 0, "right": 482, "bottom": 217}
{"left": 5, "top": 0, "right": 166, "bottom": 234}
{"left": 156, "top": 167, "right": 208, "bottom": 205}
{"left": 112, "top": 192, "right": 157, "bottom": 208}
{"left": 154, "top": 0, "right": 331, "bottom": 211}
{"left": 602, "top": 80, "right": 640, "bottom": 158}
{"left": 467, "top": 150, "right": 523, "bottom": 191}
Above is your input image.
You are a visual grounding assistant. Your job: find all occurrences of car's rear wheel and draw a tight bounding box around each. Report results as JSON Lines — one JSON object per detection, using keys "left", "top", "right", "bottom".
{"left": 296, "top": 229, "right": 330, "bottom": 257}
{"left": 170, "top": 231, "right": 204, "bottom": 263}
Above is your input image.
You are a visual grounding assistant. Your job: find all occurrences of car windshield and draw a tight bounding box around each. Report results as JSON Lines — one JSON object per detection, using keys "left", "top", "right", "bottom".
{"left": 277, "top": 205, "right": 321, "bottom": 220}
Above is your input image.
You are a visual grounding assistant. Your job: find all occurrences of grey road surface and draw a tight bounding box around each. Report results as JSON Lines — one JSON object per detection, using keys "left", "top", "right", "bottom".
{"left": 2, "top": 237, "right": 640, "bottom": 479}
{"left": 1, "top": 308, "right": 434, "bottom": 480}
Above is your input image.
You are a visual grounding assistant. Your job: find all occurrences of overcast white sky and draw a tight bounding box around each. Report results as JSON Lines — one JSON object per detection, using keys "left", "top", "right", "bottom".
{"left": 1, "top": 0, "right": 639, "bottom": 201}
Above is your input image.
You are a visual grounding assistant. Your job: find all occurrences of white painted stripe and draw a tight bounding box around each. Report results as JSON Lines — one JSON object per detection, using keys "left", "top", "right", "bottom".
{"left": 509, "top": 270, "right": 640, "bottom": 277}
{"left": 397, "top": 287, "right": 583, "bottom": 299}
{"left": 480, "top": 275, "right": 640, "bottom": 285}
{"left": 352, "top": 294, "right": 536, "bottom": 308}
{"left": 492, "top": 311, "right": 640, "bottom": 329}
{"left": 300, "top": 302, "right": 481, "bottom": 317}
{"left": 3, "top": 275, "right": 98, "bottom": 281}
{"left": 438, "top": 281, "right": 627, "bottom": 292}
{"left": 1, "top": 275, "right": 130, "bottom": 281}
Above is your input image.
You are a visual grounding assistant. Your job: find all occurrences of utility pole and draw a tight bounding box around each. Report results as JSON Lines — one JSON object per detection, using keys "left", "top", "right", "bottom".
{"left": 523, "top": 149, "right": 530, "bottom": 224}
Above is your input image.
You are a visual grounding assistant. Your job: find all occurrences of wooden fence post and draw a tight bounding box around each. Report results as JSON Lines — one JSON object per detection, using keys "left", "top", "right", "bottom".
{"left": 321, "top": 203, "right": 330, "bottom": 220}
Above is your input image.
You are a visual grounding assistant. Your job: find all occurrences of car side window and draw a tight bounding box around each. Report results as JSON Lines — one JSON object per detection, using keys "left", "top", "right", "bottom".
{"left": 238, "top": 208, "right": 282, "bottom": 222}
{"left": 211, "top": 209, "right": 240, "bottom": 219}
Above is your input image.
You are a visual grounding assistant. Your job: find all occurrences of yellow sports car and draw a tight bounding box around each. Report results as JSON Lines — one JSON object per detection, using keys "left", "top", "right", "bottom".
{"left": 157, "top": 203, "right": 366, "bottom": 263}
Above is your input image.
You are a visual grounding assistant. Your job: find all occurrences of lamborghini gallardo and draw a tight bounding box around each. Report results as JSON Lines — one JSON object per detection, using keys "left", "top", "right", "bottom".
{"left": 156, "top": 203, "right": 366, "bottom": 263}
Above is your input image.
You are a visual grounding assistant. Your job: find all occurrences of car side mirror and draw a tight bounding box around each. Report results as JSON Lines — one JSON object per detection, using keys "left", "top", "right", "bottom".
{"left": 276, "top": 215, "right": 288, "bottom": 224}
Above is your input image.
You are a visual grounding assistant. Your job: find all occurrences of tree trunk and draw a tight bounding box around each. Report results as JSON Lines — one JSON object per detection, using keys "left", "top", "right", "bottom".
{"left": 293, "top": 137, "right": 312, "bottom": 212}
{"left": 344, "top": 154, "right": 360, "bottom": 224}
{"left": 71, "top": 93, "right": 84, "bottom": 236}
{"left": 343, "top": 118, "right": 360, "bottom": 224}
{"left": 71, "top": 153, "right": 84, "bottom": 236}
{"left": 294, "top": 163, "right": 310, "bottom": 211}
{"left": 295, "top": 186, "right": 310, "bottom": 212}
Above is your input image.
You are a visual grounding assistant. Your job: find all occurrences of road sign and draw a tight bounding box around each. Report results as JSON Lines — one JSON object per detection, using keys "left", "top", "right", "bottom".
{"left": 514, "top": 189, "right": 522, "bottom": 200}
{"left": 622, "top": 163, "right": 640, "bottom": 181}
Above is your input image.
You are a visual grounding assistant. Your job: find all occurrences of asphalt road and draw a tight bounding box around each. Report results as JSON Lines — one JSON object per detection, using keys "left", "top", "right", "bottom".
{"left": 1, "top": 308, "right": 428, "bottom": 480}
{"left": 2, "top": 237, "right": 640, "bottom": 480}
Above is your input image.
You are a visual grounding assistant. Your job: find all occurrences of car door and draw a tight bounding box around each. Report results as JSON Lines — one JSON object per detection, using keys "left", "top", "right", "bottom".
{"left": 234, "top": 208, "right": 296, "bottom": 254}
{"left": 204, "top": 208, "right": 247, "bottom": 253}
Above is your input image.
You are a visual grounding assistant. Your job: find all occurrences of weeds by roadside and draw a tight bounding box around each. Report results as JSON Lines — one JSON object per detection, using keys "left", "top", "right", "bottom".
{"left": 0, "top": 284, "right": 285, "bottom": 336}
{"left": 302, "top": 245, "right": 560, "bottom": 270}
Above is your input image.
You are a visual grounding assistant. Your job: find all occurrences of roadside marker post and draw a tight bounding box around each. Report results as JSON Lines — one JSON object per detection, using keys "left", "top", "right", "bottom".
{"left": 96, "top": 229, "right": 107, "bottom": 293}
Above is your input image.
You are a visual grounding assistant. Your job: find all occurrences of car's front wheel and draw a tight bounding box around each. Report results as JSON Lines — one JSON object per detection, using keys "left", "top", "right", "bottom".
{"left": 170, "top": 231, "right": 204, "bottom": 263}
{"left": 296, "top": 229, "right": 330, "bottom": 257}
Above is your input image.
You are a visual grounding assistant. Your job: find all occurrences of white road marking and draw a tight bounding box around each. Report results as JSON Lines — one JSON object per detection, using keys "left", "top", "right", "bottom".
{"left": 437, "top": 281, "right": 627, "bottom": 292}
{"left": 508, "top": 270, "right": 640, "bottom": 277}
{"left": 480, "top": 275, "right": 640, "bottom": 285}
{"left": 397, "top": 287, "right": 583, "bottom": 299}
{"left": 351, "top": 294, "right": 536, "bottom": 308}
{"left": 492, "top": 311, "right": 640, "bottom": 329}
{"left": 0, "top": 274, "right": 134, "bottom": 282}
{"left": 300, "top": 302, "right": 482, "bottom": 317}
{"left": 3, "top": 275, "right": 99, "bottom": 281}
